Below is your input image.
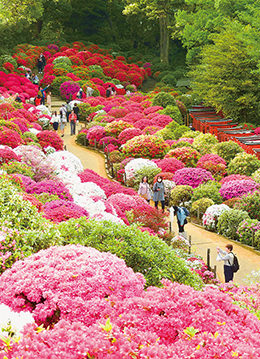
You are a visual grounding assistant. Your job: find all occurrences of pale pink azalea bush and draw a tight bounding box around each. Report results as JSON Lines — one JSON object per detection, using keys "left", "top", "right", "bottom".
{"left": 219, "top": 180, "right": 260, "bottom": 200}
{"left": 173, "top": 168, "right": 214, "bottom": 188}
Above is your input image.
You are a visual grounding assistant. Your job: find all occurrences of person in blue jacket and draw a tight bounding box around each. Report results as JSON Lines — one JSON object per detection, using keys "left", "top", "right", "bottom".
{"left": 38, "top": 85, "right": 50, "bottom": 105}
{"left": 173, "top": 206, "right": 189, "bottom": 234}
{"left": 153, "top": 176, "right": 165, "bottom": 212}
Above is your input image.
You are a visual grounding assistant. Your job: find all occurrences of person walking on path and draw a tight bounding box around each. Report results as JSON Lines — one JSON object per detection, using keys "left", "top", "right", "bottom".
{"left": 38, "top": 85, "right": 49, "bottom": 105}
{"left": 46, "top": 91, "right": 52, "bottom": 111}
{"left": 65, "top": 101, "right": 72, "bottom": 122}
{"left": 37, "top": 57, "right": 43, "bottom": 74}
{"left": 153, "top": 176, "right": 165, "bottom": 212}
{"left": 59, "top": 104, "right": 67, "bottom": 123}
{"left": 138, "top": 176, "right": 151, "bottom": 203}
{"left": 173, "top": 206, "right": 189, "bottom": 235}
{"left": 50, "top": 111, "right": 60, "bottom": 131}
{"left": 217, "top": 244, "right": 234, "bottom": 283}
{"left": 69, "top": 110, "right": 77, "bottom": 135}
{"left": 73, "top": 103, "right": 80, "bottom": 121}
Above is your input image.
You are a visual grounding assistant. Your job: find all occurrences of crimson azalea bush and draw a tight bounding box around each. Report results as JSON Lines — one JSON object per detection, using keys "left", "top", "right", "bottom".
{"left": 118, "top": 127, "right": 143, "bottom": 144}
{"left": 173, "top": 168, "right": 214, "bottom": 188}
{"left": 36, "top": 131, "right": 63, "bottom": 151}
{"left": 0, "top": 147, "right": 20, "bottom": 164}
{"left": 0, "top": 129, "right": 22, "bottom": 148}
{"left": 123, "top": 135, "right": 169, "bottom": 159}
{"left": 165, "top": 147, "right": 201, "bottom": 167}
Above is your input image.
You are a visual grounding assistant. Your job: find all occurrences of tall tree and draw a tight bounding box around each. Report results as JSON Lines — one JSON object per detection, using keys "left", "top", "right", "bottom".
{"left": 123, "top": 0, "right": 183, "bottom": 64}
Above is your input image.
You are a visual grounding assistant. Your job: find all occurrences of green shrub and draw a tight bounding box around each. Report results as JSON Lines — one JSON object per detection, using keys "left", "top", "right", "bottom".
{"left": 170, "top": 185, "right": 193, "bottom": 206}
{"left": 252, "top": 168, "right": 260, "bottom": 183}
{"left": 0, "top": 55, "right": 17, "bottom": 67}
{"left": 152, "top": 91, "right": 176, "bottom": 108}
{"left": 108, "top": 150, "right": 124, "bottom": 164}
{"left": 170, "top": 141, "right": 193, "bottom": 149}
{"left": 22, "top": 131, "right": 38, "bottom": 142}
{"left": 34, "top": 193, "right": 60, "bottom": 204}
{"left": 58, "top": 218, "right": 202, "bottom": 288}
{"left": 181, "top": 130, "right": 201, "bottom": 139}
{"left": 193, "top": 133, "right": 218, "bottom": 155}
{"left": 227, "top": 153, "right": 260, "bottom": 176}
{"left": 235, "top": 191, "right": 260, "bottom": 220}
{"left": 254, "top": 230, "right": 260, "bottom": 250}
{"left": 1, "top": 161, "right": 34, "bottom": 178}
{"left": 191, "top": 198, "right": 214, "bottom": 218}
{"left": 173, "top": 125, "right": 190, "bottom": 139}
{"left": 76, "top": 132, "right": 88, "bottom": 146}
{"left": 51, "top": 76, "right": 69, "bottom": 95}
{"left": 237, "top": 219, "right": 260, "bottom": 246}
{"left": 159, "top": 105, "right": 183, "bottom": 125}
{"left": 217, "top": 209, "right": 250, "bottom": 240}
{"left": 214, "top": 141, "right": 243, "bottom": 163}
{"left": 161, "top": 74, "right": 177, "bottom": 86}
{"left": 53, "top": 56, "right": 72, "bottom": 66}
{"left": 191, "top": 181, "right": 222, "bottom": 204}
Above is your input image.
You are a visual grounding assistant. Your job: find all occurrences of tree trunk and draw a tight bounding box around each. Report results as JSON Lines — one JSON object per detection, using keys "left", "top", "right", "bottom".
{"left": 159, "top": 15, "right": 169, "bottom": 64}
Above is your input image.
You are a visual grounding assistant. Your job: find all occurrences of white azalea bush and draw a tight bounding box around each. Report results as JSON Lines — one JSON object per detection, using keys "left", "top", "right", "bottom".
{"left": 125, "top": 158, "right": 159, "bottom": 181}
{"left": 202, "top": 204, "right": 230, "bottom": 231}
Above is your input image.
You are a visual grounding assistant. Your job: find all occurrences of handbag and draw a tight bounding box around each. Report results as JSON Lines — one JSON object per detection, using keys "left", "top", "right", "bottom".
{"left": 140, "top": 193, "right": 148, "bottom": 200}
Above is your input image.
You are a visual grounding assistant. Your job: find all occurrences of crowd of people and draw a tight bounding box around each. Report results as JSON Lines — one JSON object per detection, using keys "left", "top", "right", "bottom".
{"left": 50, "top": 103, "right": 80, "bottom": 136}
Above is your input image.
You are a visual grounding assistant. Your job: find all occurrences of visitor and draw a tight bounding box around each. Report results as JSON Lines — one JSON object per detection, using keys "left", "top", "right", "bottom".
{"left": 173, "top": 206, "right": 189, "bottom": 236}
{"left": 14, "top": 93, "right": 22, "bottom": 103}
{"left": 69, "top": 109, "right": 77, "bottom": 135}
{"left": 32, "top": 74, "right": 39, "bottom": 85}
{"left": 217, "top": 244, "right": 235, "bottom": 283}
{"left": 65, "top": 100, "right": 72, "bottom": 122}
{"left": 189, "top": 123, "right": 196, "bottom": 131}
{"left": 111, "top": 86, "right": 116, "bottom": 96}
{"left": 46, "top": 91, "right": 52, "bottom": 111}
{"left": 40, "top": 53, "right": 46, "bottom": 72}
{"left": 138, "top": 176, "right": 151, "bottom": 203}
{"left": 34, "top": 95, "right": 41, "bottom": 106}
{"left": 106, "top": 86, "right": 112, "bottom": 98}
{"left": 73, "top": 103, "right": 80, "bottom": 121}
{"left": 38, "top": 85, "right": 50, "bottom": 105}
{"left": 59, "top": 104, "right": 67, "bottom": 123}
{"left": 153, "top": 176, "right": 165, "bottom": 213}
{"left": 25, "top": 70, "right": 31, "bottom": 80}
{"left": 60, "top": 112, "right": 66, "bottom": 137}
{"left": 37, "top": 57, "right": 43, "bottom": 74}
{"left": 86, "top": 86, "right": 94, "bottom": 97}
{"left": 50, "top": 111, "right": 60, "bottom": 131}
{"left": 76, "top": 88, "right": 83, "bottom": 99}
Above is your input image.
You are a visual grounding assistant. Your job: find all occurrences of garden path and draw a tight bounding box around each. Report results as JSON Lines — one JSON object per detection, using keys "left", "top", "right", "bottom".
{"left": 52, "top": 96, "right": 260, "bottom": 285}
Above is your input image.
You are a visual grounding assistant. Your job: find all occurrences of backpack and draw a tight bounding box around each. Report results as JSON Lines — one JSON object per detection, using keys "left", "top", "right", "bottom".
{"left": 230, "top": 253, "right": 240, "bottom": 273}
{"left": 182, "top": 207, "right": 190, "bottom": 217}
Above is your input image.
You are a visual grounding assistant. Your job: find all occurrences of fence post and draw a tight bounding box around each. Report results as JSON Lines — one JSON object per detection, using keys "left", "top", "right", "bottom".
{"left": 169, "top": 221, "right": 172, "bottom": 233}
{"left": 252, "top": 230, "right": 255, "bottom": 248}
{"left": 207, "top": 248, "right": 210, "bottom": 270}
{"left": 94, "top": 139, "right": 97, "bottom": 148}
{"left": 197, "top": 208, "right": 200, "bottom": 220}
{"left": 111, "top": 163, "right": 114, "bottom": 178}
{"left": 188, "top": 235, "right": 191, "bottom": 254}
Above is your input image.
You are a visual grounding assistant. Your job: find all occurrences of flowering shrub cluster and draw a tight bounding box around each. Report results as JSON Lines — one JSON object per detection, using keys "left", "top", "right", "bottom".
{"left": 123, "top": 135, "right": 169, "bottom": 159}
{"left": 173, "top": 168, "right": 214, "bottom": 188}
{"left": 219, "top": 179, "right": 260, "bottom": 200}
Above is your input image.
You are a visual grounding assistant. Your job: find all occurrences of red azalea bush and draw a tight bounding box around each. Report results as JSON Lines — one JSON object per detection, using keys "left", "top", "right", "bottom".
{"left": 173, "top": 168, "right": 214, "bottom": 188}
{"left": 0, "top": 147, "right": 20, "bottom": 164}
{"left": 155, "top": 158, "right": 185, "bottom": 174}
{"left": 123, "top": 135, "right": 169, "bottom": 159}
{"left": 154, "top": 172, "right": 174, "bottom": 182}
{"left": 165, "top": 147, "right": 201, "bottom": 167}
{"left": 42, "top": 200, "right": 89, "bottom": 223}
{"left": 219, "top": 180, "right": 260, "bottom": 200}
{"left": 105, "top": 120, "right": 133, "bottom": 137}
{"left": 118, "top": 128, "right": 143, "bottom": 144}
{"left": 0, "top": 129, "right": 22, "bottom": 148}
{"left": 21, "top": 193, "right": 43, "bottom": 211}
{"left": 36, "top": 131, "right": 63, "bottom": 151}
{"left": 197, "top": 154, "right": 227, "bottom": 179}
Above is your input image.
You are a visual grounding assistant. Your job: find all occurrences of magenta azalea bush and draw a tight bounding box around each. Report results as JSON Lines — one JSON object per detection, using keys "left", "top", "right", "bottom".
{"left": 154, "top": 157, "right": 185, "bottom": 174}
{"left": 37, "top": 131, "right": 63, "bottom": 151}
{"left": 118, "top": 127, "right": 143, "bottom": 144}
{"left": 86, "top": 126, "right": 106, "bottom": 146}
{"left": 219, "top": 180, "right": 260, "bottom": 200}
{"left": 42, "top": 200, "right": 89, "bottom": 223}
{"left": 173, "top": 168, "right": 214, "bottom": 188}
{"left": 60, "top": 81, "right": 80, "bottom": 100}
{"left": 25, "top": 180, "right": 73, "bottom": 201}
{"left": 0, "top": 147, "right": 20, "bottom": 164}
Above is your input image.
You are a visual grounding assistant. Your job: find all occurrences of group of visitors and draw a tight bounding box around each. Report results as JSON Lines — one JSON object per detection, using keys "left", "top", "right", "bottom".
{"left": 57, "top": 102, "right": 79, "bottom": 135}
{"left": 106, "top": 86, "right": 116, "bottom": 98}
{"left": 25, "top": 70, "right": 39, "bottom": 85}
{"left": 34, "top": 85, "right": 51, "bottom": 106}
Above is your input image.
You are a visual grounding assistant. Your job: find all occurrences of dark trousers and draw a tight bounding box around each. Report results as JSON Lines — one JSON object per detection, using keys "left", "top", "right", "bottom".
{"left": 40, "top": 97, "right": 45, "bottom": 105}
{"left": 154, "top": 200, "right": 165, "bottom": 211}
{"left": 70, "top": 121, "right": 76, "bottom": 135}
{"left": 177, "top": 220, "right": 185, "bottom": 233}
{"left": 224, "top": 265, "right": 234, "bottom": 283}
{"left": 66, "top": 112, "right": 71, "bottom": 122}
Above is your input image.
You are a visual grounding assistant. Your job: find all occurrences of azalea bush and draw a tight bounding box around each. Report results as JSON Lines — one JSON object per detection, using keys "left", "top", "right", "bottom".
{"left": 202, "top": 204, "right": 231, "bottom": 231}
{"left": 105, "top": 120, "right": 133, "bottom": 137}
{"left": 217, "top": 209, "right": 250, "bottom": 240}
{"left": 219, "top": 180, "right": 260, "bottom": 200}
{"left": 197, "top": 154, "right": 227, "bottom": 179}
{"left": 235, "top": 191, "right": 260, "bottom": 221}
{"left": 165, "top": 147, "right": 201, "bottom": 167}
{"left": 0, "top": 147, "right": 19, "bottom": 164}
{"left": 193, "top": 133, "right": 218, "bottom": 155}
{"left": 118, "top": 127, "right": 143, "bottom": 144}
{"left": 37, "top": 131, "right": 63, "bottom": 151}
{"left": 214, "top": 140, "right": 243, "bottom": 163}
{"left": 42, "top": 200, "right": 89, "bottom": 223}
{"left": 228, "top": 153, "right": 260, "bottom": 176}
{"left": 1, "top": 161, "right": 34, "bottom": 178}
{"left": 155, "top": 157, "right": 184, "bottom": 174}
{"left": 237, "top": 219, "right": 260, "bottom": 246}
{"left": 191, "top": 181, "right": 222, "bottom": 204}
{"left": 173, "top": 168, "right": 214, "bottom": 188}
{"left": 123, "top": 135, "right": 169, "bottom": 159}
{"left": 190, "top": 198, "right": 214, "bottom": 218}
{"left": 170, "top": 185, "right": 193, "bottom": 206}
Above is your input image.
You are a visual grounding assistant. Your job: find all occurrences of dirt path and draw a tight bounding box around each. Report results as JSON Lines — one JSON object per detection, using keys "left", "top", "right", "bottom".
{"left": 54, "top": 96, "right": 260, "bottom": 285}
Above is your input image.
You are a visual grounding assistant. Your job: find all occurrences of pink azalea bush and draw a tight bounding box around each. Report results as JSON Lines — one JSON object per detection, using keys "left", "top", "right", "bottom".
{"left": 0, "top": 245, "right": 145, "bottom": 327}
{"left": 25, "top": 180, "right": 73, "bottom": 201}
{"left": 0, "top": 129, "right": 22, "bottom": 148}
{"left": 154, "top": 157, "right": 185, "bottom": 174}
{"left": 219, "top": 180, "right": 260, "bottom": 200}
{"left": 173, "top": 168, "right": 214, "bottom": 188}
{"left": 165, "top": 147, "right": 201, "bottom": 167}
{"left": 123, "top": 135, "right": 169, "bottom": 159}
{"left": 86, "top": 126, "right": 106, "bottom": 146}
{"left": 118, "top": 127, "right": 143, "bottom": 144}
{"left": 0, "top": 147, "right": 20, "bottom": 164}
{"left": 220, "top": 174, "right": 254, "bottom": 184}
{"left": 37, "top": 131, "right": 63, "bottom": 151}
{"left": 60, "top": 81, "right": 80, "bottom": 100}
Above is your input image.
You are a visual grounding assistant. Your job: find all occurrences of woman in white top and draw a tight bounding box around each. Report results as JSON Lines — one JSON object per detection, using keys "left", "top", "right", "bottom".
{"left": 50, "top": 111, "right": 60, "bottom": 131}
{"left": 217, "top": 244, "right": 234, "bottom": 282}
{"left": 138, "top": 176, "right": 151, "bottom": 203}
